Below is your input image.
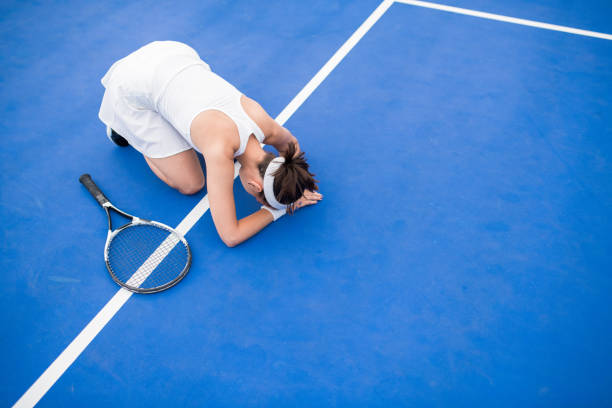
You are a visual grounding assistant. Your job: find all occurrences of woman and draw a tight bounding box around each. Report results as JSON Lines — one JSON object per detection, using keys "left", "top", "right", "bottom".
{"left": 98, "top": 41, "right": 322, "bottom": 247}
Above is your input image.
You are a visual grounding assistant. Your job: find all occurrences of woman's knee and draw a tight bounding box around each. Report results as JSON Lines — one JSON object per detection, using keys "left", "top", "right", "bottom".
{"left": 144, "top": 151, "right": 205, "bottom": 195}
{"left": 176, "top": 175, "right": 205, "bottom": 195}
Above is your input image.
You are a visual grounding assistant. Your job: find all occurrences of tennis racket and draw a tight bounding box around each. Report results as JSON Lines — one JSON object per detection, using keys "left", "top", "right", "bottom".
{"left": 79, "top": 174, "right": 191, "bottom": 293}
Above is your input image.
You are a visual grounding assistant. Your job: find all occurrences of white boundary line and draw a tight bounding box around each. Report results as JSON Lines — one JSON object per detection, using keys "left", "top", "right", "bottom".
{"left": 276, "top": 0, "right": 395, "bottom": 124}
{"left": 396, "top": 0, "right": 612, "bottom": 40}
{"left": 12, "top": 1, "right": 394, "bottom": 407}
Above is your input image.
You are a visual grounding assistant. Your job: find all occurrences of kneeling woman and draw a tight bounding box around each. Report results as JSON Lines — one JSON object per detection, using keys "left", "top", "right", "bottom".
{"left": 98, "top": 41, "right": 322, "bottom": 247}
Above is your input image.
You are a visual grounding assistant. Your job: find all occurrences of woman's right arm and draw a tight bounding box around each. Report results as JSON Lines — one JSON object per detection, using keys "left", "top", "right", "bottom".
{"left": 240, "top": 95, "right": 301, "bottom": 155}
{"left": 204, "top": 144, "right": 276, "bottom": 247}
{"left": 268, "top": 125, "right": 301, "bottom": 156}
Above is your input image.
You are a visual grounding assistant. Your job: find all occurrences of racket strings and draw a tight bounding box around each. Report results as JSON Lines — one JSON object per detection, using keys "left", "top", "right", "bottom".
{"left": 106, "top": 223, "right": 190, "bottom": 291}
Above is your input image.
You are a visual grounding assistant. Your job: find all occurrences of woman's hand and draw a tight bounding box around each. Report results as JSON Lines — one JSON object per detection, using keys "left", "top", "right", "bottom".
{"left": 293, "top": 190, "right": 323, "bottom": 211}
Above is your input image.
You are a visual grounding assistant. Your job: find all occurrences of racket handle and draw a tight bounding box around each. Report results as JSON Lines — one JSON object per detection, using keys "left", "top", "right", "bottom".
{"left": 79, "top": 174, "right": 110, "bottom": 206}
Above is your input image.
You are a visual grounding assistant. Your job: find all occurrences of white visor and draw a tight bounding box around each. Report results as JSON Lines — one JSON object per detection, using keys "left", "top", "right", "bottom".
{"left": 263, "top": 157, "right": 288, "bottom": 210}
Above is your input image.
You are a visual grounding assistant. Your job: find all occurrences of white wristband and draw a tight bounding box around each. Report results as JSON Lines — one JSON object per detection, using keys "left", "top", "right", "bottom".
{"left": 261, "top": 205, "right": 286, "bottom": 221}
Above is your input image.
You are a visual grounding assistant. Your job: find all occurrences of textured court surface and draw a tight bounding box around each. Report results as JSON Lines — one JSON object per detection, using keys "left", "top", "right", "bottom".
{"left": 2, "top": 0, "right": 612, "bottom": 406}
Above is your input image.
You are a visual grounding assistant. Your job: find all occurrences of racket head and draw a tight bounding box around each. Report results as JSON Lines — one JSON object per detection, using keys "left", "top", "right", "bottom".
{"left": 104, "top": 220, "right": 191, "bottom": 293}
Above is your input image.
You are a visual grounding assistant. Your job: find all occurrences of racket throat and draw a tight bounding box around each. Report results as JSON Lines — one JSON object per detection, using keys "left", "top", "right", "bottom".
{"left": 105, "top": 205, "right": 137, "bottom": 231}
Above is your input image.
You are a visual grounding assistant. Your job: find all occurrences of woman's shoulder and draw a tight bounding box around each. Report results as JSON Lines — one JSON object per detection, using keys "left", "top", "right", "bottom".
{"left": 191, "top": 110, "right": 241, "bottom": 157}
{"left": 239, "top": 95, "right": 279, "bottom": 138}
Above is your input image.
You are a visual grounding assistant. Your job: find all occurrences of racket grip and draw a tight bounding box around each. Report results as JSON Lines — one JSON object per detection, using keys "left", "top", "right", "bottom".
{"left": 79, "top": 174, "right": 110, "bottom": 206}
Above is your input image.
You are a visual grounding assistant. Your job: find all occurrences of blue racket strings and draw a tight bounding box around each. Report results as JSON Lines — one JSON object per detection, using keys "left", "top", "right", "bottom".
{"left": 106, "top": 223, "right": 190, "bottom": 290}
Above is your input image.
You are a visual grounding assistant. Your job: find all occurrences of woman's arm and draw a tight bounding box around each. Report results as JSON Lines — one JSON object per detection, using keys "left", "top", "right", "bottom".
{"left": 268, "top": 125, "right": 301, "bottom": 156}
{"left": 204, "top": 144, "right": 276, "bottom": 247}
{"left": 240, "top": 95, "right": 301, "bottom": 155}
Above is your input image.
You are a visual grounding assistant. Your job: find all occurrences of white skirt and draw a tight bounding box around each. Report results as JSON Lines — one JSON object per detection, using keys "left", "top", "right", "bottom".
{"left": 98, "top": 41, "right": 264, "bottom": 159}
{"left": 98, "top": 41, "right": 212, "bottom": 158}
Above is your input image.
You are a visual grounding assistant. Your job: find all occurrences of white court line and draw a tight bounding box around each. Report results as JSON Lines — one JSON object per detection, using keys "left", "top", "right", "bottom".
{"left": 12, "top": 1, "right": 394, "bottom": 407}
{"left": 396, "top": 0, "right": 612, "bottom": 40}
{"left": 123, "top": 232, "right": 181, "bottom": 288}
{"left": 276, "top": 0, "right": 394, "bottom": 125}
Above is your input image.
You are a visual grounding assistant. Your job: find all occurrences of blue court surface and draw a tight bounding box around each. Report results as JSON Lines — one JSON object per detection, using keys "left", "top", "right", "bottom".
{"left": 2, "top": 0, "right": 612, "bottom": 406}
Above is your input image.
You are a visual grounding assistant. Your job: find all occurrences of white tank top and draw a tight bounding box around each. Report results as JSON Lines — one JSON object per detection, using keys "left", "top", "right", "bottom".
{"left": 100, "top": 41, "right": 264, "bottom": 158}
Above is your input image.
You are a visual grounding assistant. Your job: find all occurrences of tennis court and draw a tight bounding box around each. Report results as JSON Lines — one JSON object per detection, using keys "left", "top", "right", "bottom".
{"left": 3, "top": 0, "right": 612, "bottom": 406}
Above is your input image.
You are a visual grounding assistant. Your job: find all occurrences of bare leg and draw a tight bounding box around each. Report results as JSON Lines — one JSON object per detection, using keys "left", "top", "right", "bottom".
{"left": 144, "top": 149, "right": 205, "bottom": 195}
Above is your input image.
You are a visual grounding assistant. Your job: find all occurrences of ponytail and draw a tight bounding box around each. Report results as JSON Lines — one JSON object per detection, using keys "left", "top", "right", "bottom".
{"left": 258, "top": 143, "right": 318, "bottom": 213}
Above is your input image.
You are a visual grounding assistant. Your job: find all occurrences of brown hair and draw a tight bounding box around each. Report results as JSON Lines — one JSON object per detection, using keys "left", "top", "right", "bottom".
{"left": 258, "top": 143, "right": 318, "bottom": 213}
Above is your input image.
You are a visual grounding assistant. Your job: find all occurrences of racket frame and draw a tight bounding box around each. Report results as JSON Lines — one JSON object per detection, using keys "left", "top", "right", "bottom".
{"left": 80, "top": 174, "right": 192, "bottom": 294}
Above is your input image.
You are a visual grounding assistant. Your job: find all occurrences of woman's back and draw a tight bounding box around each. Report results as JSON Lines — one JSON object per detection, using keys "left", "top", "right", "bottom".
{"left": 100, "top": 41, "right": 210, "bottom": 111}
